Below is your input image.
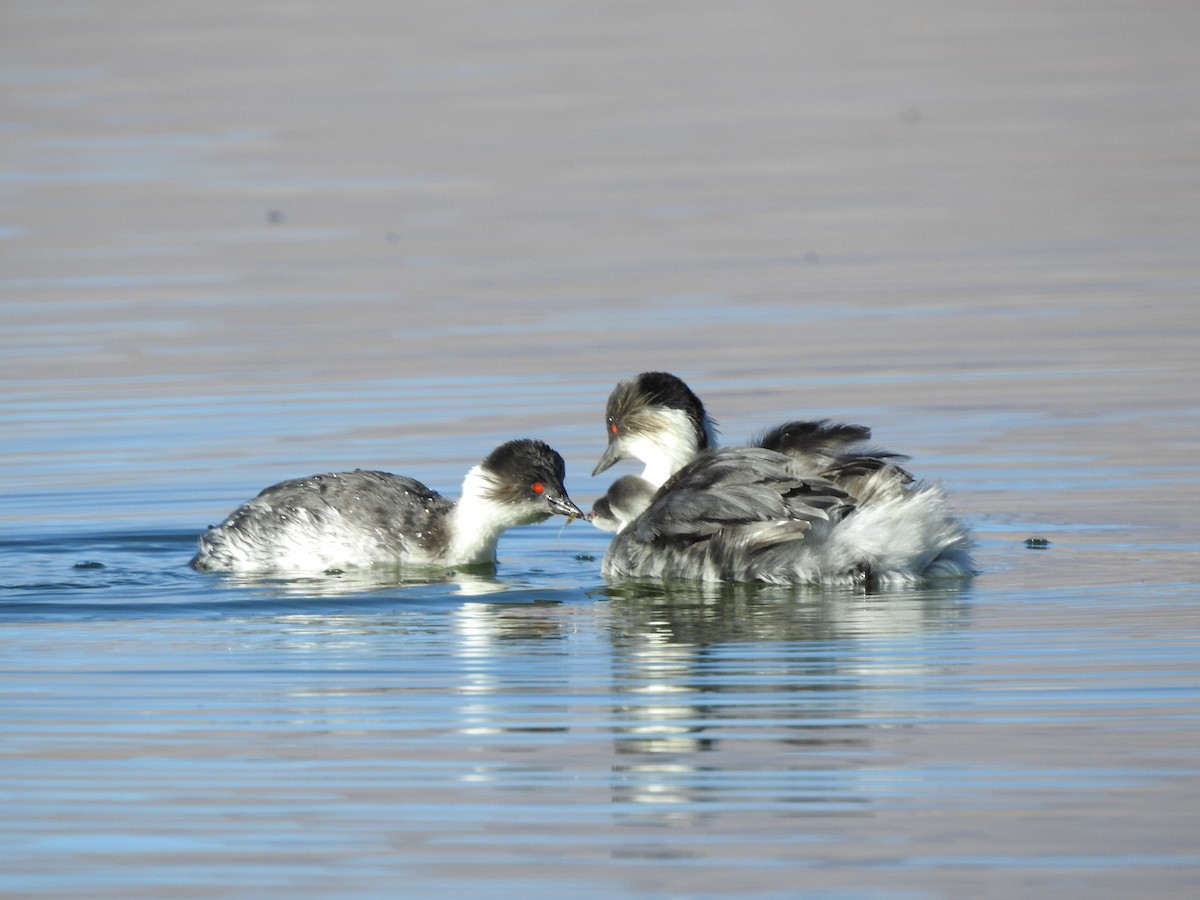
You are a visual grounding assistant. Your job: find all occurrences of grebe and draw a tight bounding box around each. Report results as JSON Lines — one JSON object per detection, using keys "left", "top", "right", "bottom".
{"left": 590, "top": 373, "right": 973, "bottom": 584}
{"left": 192, "top": 439, "right": 585, "bottom": 573}
{"left": 590, "top": 372, "right": 913, "bottom": 531}
{"left": 588, "top": 474, "right": 658, "bottom": 534}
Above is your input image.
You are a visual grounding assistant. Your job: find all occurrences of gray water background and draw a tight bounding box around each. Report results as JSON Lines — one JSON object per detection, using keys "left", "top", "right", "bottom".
{"left": 2, "top": 2, "right": 1199, "bottom": 897}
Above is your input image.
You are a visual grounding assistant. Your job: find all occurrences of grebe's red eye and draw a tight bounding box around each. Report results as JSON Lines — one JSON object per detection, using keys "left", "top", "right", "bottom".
{"left": 609, "top": 422, "right": 618, "bottom": 435}
{"left": 531, "top": 482, "right": 545, "bottom": 494}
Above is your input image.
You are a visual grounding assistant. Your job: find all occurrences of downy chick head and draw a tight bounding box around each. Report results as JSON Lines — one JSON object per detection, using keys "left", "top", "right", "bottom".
{"left": 592, "top": 372, "right": 718, "bottom": 487}
{"left": 474, "top": 439, "right": 587, "bottom": 524}
{"left": 589, "top": 474, "right": 658, "bottom": 533}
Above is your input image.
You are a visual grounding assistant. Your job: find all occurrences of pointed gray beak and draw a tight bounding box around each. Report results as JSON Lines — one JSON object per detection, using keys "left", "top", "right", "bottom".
{"left": 592, "top": 440, "right": 624, "bottom": 477}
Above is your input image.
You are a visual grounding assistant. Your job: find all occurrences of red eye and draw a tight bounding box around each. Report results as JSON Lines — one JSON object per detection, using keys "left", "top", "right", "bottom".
{"left": 609, "top": 422, "right": 618, "bottom": 435}
{"left": 531, "top": 482, "right": 544, "bottom": 494}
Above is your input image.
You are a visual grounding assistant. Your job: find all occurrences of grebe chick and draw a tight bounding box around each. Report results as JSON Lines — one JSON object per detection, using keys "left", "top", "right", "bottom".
{"left": 191, "top": 439, "right": 585, "bottom": 574}
{"left": 589, "top": 474, "right": 658, "bottom": 533}
{"left": 602, "top": 447, "right": 973, "bottom": 586}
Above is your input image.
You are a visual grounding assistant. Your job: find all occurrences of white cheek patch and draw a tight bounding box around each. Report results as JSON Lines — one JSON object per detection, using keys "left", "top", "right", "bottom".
{"left": 627, "top": 407, "right": 703, "bottom": 487}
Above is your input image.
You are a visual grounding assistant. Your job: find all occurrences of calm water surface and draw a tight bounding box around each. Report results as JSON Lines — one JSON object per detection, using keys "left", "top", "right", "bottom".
{"left": 4, "top": 1, "right": 1200, "bottom": 897}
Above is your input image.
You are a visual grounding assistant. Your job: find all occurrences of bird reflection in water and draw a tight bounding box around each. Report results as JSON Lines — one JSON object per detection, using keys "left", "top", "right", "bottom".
{"left": 599, "top": 579, "right": 971, "bottom": 824}
{"left": 450, "top": 598, "right": 576, "bottom": 755}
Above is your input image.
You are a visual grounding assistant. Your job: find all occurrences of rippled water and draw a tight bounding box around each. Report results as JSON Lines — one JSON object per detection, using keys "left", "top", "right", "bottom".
{"left": 3, "top": 372, "right": 1198, "bottom": 899}
{"left": 4, "top": 1, "right": 1199, "bottom": 898}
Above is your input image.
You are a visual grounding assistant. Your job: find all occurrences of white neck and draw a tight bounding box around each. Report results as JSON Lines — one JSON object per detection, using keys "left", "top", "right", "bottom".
{"left": 445, "top": 465, "right": 538, "bottom": 564}
{"left": 629, "top": 408, "right": 716, "bottom": 487}
{"left": 637, "top": 451, "right": 689, "bottom": 489}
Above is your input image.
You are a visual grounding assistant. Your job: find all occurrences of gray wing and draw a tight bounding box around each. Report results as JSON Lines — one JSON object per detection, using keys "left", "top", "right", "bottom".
{"left": 753, "top": 420, "right": 872, "bottom": 469}
{"left": 754, "top": 419, "right": 913, "bottom": 503}
{"left": 605, "top": 447, "right": 856, "bottom": 581}
{"left": 818, "top": 453, "right": 914, "bottom": 506}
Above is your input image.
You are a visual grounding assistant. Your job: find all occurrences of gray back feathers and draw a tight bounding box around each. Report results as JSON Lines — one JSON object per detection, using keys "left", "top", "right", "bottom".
{"left": 604, "top": 447, "right": 860, "bottom": 583}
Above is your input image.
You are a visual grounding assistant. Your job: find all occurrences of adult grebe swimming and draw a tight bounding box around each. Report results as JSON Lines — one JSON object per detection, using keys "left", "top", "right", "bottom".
{"left": 598, "top": 371, "right": 912, "bottom": 480}
{"left": 191, "top": 439, "right": 585, "bottom": 574}
{"left": 589, "top": 372, "right": 914, "bottom": 531}
{"left": 589, "top": 373, "right": 973, "bottom": 585}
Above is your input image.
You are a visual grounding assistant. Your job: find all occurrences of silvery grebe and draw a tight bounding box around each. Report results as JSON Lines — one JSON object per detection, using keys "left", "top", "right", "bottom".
{"left": 191, "top": 439, "right": 585, "bottom": 573}
{"left": 590, "top": 373, "right": 973, "bottom": 584}
{"left": 590, "top": 372, "right": 913, "bottom": 530}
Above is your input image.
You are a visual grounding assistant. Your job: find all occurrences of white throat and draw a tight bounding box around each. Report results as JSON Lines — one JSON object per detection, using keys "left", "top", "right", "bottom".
{"left": 628, "top": 407, "right": 713, "bottom": 488}
{"left": 447, "top": 466, "right": 513, "bottom": 564}
{"left": 446, "top": 465, "right": 545, "bottom": 564}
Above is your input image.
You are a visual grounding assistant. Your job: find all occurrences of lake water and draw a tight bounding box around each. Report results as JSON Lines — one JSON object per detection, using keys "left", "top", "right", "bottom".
{"left": 2, "top": 2, "right": 1199, "bottom": 898}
